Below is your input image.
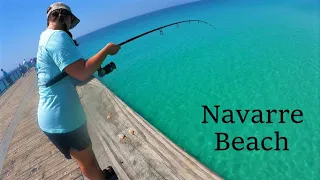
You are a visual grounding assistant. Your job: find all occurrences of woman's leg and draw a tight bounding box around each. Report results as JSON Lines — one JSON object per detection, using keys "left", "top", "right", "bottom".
{"left": 70, "top": 145, "right": 105, "bottom": 180}
{"left": 43, "top": 123, "right": 115, "bottom": 180}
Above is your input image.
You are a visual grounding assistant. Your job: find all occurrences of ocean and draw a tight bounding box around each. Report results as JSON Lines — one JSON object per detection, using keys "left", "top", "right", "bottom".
{"left": 76, "top": 0, "right": 319, "bottom": 179}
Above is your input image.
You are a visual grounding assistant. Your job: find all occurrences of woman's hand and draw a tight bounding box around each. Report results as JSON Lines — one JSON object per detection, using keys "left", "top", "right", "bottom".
{"left": 65, "top": 43, "right": 120, "bottom": 81}
{"left": 106, "top": 43, "right": 121, "bottom": 55}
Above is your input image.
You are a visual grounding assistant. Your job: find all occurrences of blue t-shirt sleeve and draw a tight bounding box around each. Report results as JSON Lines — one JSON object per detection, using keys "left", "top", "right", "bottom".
{"left": 46, "top": 31, "right": 82, "bottom": 71}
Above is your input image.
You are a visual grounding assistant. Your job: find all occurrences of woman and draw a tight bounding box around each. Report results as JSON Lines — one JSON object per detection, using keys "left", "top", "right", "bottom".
{"left": 36, "top": 2, "right": 120, "bottom": 180}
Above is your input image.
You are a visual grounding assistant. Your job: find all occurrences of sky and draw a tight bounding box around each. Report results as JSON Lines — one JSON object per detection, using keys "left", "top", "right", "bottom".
{"left": 0, "top": 0, "right": 199, "bottom": 72}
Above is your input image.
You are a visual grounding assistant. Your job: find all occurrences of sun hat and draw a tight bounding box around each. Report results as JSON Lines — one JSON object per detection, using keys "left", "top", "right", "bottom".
{"left": 47, "top": 2, "right": 80, "bottom": 29}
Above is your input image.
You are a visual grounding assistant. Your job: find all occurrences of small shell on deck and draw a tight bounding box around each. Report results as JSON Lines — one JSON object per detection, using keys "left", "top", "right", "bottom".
{"left": 129, "top": 128, "right": 135, "bottom": 135}
{"left": 119, "top": 134, "right": 126, "bottom": 140}
{"left": 107, "top": 113, "right": 111, "bottom": 120}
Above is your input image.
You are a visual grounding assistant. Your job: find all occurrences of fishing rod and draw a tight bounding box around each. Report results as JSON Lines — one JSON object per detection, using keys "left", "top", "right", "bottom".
{"left": 45, "top": 20, "right": 215, "bottom": 87}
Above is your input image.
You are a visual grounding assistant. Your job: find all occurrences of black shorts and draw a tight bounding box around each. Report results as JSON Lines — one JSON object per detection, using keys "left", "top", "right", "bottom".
{"left": 43, "top": 122, "right": 92, "bottom": 159}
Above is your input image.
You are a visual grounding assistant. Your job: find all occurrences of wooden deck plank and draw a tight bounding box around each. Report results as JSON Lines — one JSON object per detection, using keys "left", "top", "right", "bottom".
{"left": 25, "top": 155, "right": 78, "bottom": 180}
{"left": 0, "top": 76, "right": 32, "bottom": 143}
{"left": 12, "top": 151, "right": 65, "bottom": 180}
{"left": 0, "top": 73, "right": 37, "bottom": 174}
{"left": 2, "top": 136, "right": 55, "bottom": 177}
{"left": 0, "top": 70, "right": 83, "bottom": 180}
{"left": 77, "top": 79, "right": 223, "bottom": 180}
{"left": 7, "top": 103, "right": 40, "bottom": 153}
{"left": 114, "top": 92, "right": 216, "bottom": 179}
{"left": 73, "top": 173, "right": 85, "bottom": 180}
{"left": 91, "top": 94, "right": 181, "bottom": 180}
{"left": 8, "top": 127, "right": 43, "bottom": 153}
{"left": 58, "top": 168, "right": 83, "bottom": 180}
{"left": 0, "top": 112, "right": 13, "bottom": 143}
{"left": 106, "top": 85, "right": 214, "bottom": 179}
{"left": 46, "top": 162, "right": 82, "bottom": 180}
{"left": 105, "top": 90, "right": 186, "bottom": 177}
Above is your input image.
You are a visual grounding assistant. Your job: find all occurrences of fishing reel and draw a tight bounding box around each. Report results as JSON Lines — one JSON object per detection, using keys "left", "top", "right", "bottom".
{"left": 98, "top": 62, "right": 117, "bottom": 77}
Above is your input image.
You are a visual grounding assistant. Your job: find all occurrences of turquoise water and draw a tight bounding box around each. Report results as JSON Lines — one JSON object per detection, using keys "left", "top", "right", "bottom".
{"left": 77, "top": 0, "right": 320, "bottom": 179}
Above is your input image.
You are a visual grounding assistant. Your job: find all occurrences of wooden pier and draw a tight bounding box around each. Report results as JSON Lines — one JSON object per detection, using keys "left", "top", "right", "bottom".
{"left": 0, "top": 69, "right": 223, "bottom": 180}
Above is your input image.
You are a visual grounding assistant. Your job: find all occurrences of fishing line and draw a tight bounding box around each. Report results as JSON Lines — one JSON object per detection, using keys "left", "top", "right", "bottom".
{"left": 45, "top": 20, "right": 215, "bottom": 87}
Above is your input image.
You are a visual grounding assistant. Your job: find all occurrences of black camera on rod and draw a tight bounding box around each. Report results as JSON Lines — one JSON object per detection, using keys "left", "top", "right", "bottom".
{"left": 98, "top": 62, "right": 116, "bottom": 77}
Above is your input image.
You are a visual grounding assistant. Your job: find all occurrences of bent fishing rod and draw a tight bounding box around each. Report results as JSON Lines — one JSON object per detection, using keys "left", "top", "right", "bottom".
{"left": 45, "top": 20, "right": 215, "bottom": 87}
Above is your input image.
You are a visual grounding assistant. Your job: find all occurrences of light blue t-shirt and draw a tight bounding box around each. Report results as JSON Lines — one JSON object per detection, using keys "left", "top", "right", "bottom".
{"left": 36, "top": 29, "right": 86, "bottom": 133}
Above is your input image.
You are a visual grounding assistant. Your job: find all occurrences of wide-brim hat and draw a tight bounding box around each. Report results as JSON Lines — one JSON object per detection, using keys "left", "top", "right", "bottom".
{"left": 47, "top": 2, "right": 80, "bottom": 29}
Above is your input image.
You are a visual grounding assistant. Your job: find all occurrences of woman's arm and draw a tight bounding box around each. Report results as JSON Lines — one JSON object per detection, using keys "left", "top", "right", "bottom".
{"left": 64, "top": 43, "right": 120, "bottom": 81}
{"left": 72, "top": 75, "right": 95, "bottom": 86}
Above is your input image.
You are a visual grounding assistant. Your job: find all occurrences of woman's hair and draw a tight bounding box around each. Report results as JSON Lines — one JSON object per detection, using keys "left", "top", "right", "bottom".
{"left": 65, "top": 31, "right": 79, "bottom": 46}
{"left": 74, "top": 40, "right": 79, "bottom": 46}
{"left": 47, "top": 8, "right": 78, "bottom": 46}
{"left": 47, "top": 8, "right": 71, "bottom": 31}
